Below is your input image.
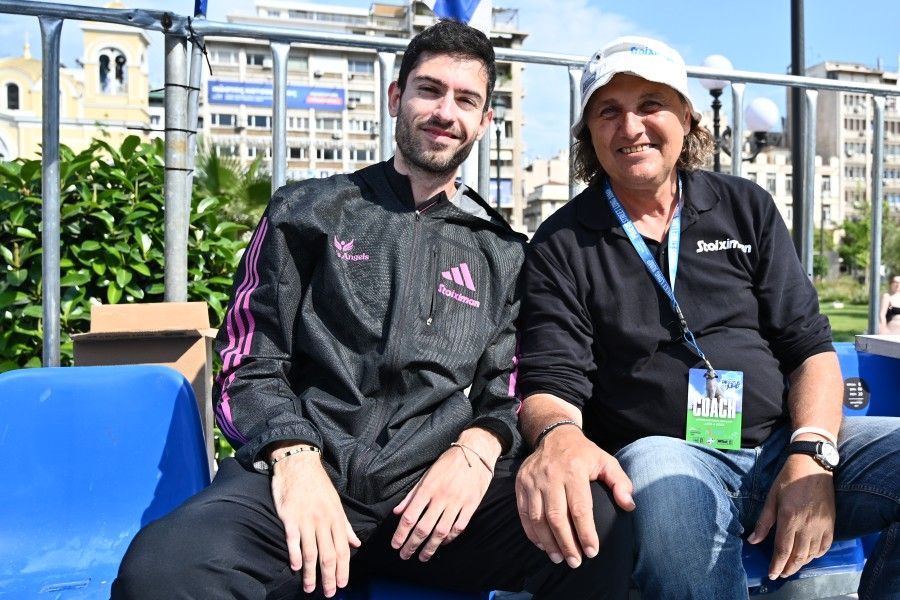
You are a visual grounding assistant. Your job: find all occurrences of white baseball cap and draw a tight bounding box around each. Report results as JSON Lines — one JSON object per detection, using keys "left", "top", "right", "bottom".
{"left": 571, "top": 36, "right": 701, "bottom": 138}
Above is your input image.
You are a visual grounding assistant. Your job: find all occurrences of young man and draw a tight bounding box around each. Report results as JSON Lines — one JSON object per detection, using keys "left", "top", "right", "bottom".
{"left": 113, "top": 21, "right": 631, "bottom": 599}
{"left": 516, "top": 36, "right": 900, "bottom": 599}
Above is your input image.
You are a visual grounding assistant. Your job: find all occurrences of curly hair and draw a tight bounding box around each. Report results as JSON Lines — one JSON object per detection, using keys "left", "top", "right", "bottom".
{"left": 572, "top": 112, "right": 714, "bottom": 186}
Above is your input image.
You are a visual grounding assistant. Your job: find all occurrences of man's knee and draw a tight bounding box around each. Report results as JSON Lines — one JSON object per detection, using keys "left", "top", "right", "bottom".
{"left": 588, "top": 481, "right": 633, "bottom": 552}
{"left": 113, "top": 517, "right": 192, "bottom": 598}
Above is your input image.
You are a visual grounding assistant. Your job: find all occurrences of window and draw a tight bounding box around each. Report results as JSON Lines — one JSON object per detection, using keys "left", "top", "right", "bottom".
{"left": 215, "top": 144, "right": 238, "bottom": 157}
{"left": 348, "top": 59, "right": 374, "bottom": 75}
{"left": 98, "top": 48, "right": 127, "bottom": 94}
{"left": 246, "top": 52, "right": 266, "bottom": 67}
{"left": 316, "top": 147, "right": 342, "bottom": 160}
{"left": 150, "top": 114, "right": 161, "bottom": 126}
{"left": 349, "top": 148, "right": 374, "bottom": 161}
{"left": 316, "top": 116, "right": 342, "bottom": 131}
{"left": 821, "top": 175, "right": 831, "bottom": 193}
{"left": 247, "top": 146, "right": 272, "bottom": 158}
{"left": 746, "top": 171, "right": 757, "bottom": 183}
{"left": 845, "top": 165, "right": 866, "bottom": 179}
{"left": 347, "top": 90, "right": 375, "bottom": 106}
{"left": 785, "top": 174, "right": 792, "bottom": 194}
{"left": 210, "top": 48, "right": 238, "bottom": 65}
{"left": 211, "top": 113, "right": 236, "bottom": 127}
{"left": 247, "top": 115, "right": 272, "bottom": 128}
{"left": 288, "top": 54, "right": 308, "bottom": 71}
{"left": 766, "top": 173, "right": 776, "bottom": 195}
{"left": 6, "top": 83, "right": 19, "bottom": 110}
{"left": 348, "top": 119, "right": 375, "bottom": 133}
{"left": 288, "top": 116, "right": 309, "bottom": 130}
{"left": 289, "top": 146, "right": 308, "bottom": 159}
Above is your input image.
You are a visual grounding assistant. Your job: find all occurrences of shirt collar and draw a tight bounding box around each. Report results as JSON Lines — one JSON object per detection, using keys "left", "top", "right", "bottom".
{"left": 575, "top": 170, "right": 720, "bottom": 232}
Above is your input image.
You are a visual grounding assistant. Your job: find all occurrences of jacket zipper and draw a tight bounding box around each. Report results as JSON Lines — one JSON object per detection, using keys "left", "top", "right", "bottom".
{"left": 426, "top": 245, "right": 438, "bottom": 326}
{"left": 349, "top": 201, "right": 436, "bottom": 499}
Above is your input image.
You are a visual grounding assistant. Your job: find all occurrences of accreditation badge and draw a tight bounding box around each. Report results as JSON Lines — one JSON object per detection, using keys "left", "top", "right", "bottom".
{"left": 685, "top": 368, "right": 743, "bottom": 450}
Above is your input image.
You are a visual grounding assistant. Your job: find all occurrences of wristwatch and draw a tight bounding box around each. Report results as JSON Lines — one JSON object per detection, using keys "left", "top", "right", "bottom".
{"left": 787, "top": 440, "right": 840, "bottom": 471}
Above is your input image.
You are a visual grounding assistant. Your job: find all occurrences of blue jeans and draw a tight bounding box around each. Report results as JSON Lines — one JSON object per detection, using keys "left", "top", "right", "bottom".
{"left": 615, "top": 417, "right": 900, "bottom": 600}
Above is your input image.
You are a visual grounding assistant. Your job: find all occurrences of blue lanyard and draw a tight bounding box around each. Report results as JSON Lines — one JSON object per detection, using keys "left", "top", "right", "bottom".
{"left": 603, "top": 177, "right": 715, "bottom": 375}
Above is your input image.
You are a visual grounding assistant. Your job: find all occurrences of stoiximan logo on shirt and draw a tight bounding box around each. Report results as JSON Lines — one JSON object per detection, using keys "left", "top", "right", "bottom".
{"left": 695, "top": 237, "right": 752, "bottom": 254}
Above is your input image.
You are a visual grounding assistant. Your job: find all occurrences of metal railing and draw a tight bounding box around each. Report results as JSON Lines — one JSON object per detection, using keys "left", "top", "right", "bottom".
{"left": 3, "top": 0, "right": 900, "bottom": 364}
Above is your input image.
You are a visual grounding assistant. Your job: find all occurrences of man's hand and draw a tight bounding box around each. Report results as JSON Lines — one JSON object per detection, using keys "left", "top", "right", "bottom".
{"left": 515, "top": 426, "right": 635, "bottom": 569}
{"left": 391, "top": 428, "right": 499, "bottom": 562}
{"left": 747, "top": 454, "right": 835, "bottom": 580}
{"left": 270, "top": 445, "right": 361, "bottom": 598}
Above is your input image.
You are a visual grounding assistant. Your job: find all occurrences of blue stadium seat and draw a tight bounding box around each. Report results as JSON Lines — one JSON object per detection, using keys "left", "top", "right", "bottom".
{"left": 0, "top": 365, "right": 210, "bottom": 598}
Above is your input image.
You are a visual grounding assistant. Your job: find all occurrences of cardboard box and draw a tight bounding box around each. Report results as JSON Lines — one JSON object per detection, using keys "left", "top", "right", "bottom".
{"left": 73, "top": 302, "right": 217, "bottom": 471}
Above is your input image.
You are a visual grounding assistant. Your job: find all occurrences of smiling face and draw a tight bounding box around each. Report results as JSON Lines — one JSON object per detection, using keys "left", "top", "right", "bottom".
{"left": 585, "top": 73, "right": 691, "bottom": 197}
{"left": 389, "top": 52, "right": 492, "bottom": 178}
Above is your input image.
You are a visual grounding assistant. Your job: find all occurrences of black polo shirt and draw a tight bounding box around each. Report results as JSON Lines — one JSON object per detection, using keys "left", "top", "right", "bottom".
{"left": 518, "top": 169, "right": 833, "bottom": 452}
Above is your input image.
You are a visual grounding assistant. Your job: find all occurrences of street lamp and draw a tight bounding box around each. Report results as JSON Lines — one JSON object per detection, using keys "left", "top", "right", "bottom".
{"left": 699, "top": 54, "right": 733, "bottom": 172}
{"left": 743, "top": 97, "right": 780, "bottom": 160}
{"left": 721, "top": 97, "right": 782, "bottom": 163}
{"left": 492, "top": 96, "right": 507, "bottom": 211}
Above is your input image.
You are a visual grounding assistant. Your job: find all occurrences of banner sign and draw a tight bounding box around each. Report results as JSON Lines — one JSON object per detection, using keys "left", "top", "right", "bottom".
{"left": 208, "top": 80, "right": 346, "bottom": 110}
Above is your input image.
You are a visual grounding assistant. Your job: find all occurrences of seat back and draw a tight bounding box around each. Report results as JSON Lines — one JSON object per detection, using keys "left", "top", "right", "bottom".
{"left": 0, "top": 365, "right": 210, "bottom": 598}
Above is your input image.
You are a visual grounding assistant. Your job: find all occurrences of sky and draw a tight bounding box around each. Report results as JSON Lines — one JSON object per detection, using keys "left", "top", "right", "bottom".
{"left": 2, "top": 0, "right": 899, "bottom": 161}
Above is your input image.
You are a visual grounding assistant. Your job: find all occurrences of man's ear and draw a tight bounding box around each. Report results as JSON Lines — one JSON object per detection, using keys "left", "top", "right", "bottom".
{"left": 388, "top": 81, "right": 401, "bottom": 118}
{"left": 474, "top": 107, "right": 494, "bottom": 142}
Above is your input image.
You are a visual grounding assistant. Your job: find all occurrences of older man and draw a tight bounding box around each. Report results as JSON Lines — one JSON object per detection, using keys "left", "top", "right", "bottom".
{"left": 516, "top": 36, "right": 900, "bottom": 599}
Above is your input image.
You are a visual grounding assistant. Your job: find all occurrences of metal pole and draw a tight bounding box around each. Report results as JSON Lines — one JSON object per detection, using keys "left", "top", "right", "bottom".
{"left": 791, "top": 0, "right": 806, "bottom": 255}
{"left": 377, "top": 51, "right": 395, "bottom": 161}
{"left": 730, "top": 83, "right": 745, "bottom": 178}
{"left": 478, "top": 135, "right": 490, "bottom": 199}
{"left": 495, "top": 122, "right": 502, "bottom": 210}
{"left": 868, "top": 96, "right": 886, "bottom": 334}
{"left": 711, "top": 89, "right": 722, "bottom": 172}
{"left": 801, "top": 89, "right": 818, "bottom": 278}
{"left": 271, "top": 42, "right": 290, "bottom": 192}
{"left": 164, "top": 34, "right": 190, "bottom": 302}
{"left": 185, "top": 19, "right": 205, "bottom": 205}
{"left": 569, "top": 68, "right": 581, "bottom": 200}
{"left": 39, "top": 17, "right": 62, "bottom": 367}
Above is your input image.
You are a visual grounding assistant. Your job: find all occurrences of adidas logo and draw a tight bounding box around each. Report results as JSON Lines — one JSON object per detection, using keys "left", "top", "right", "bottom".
{"left": 438, "top": 262, "right": 479, "bottom": 308}
{"left": 441, "top": 262, "right": 476, "bottom": 291}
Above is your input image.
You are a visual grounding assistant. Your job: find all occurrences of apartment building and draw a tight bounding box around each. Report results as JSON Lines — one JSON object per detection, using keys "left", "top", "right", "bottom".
{"left": 807, "top": 61, "right": 900, "bottom": 213}
{"left": 201, "top": 0, "right": 530, "bottom": 229}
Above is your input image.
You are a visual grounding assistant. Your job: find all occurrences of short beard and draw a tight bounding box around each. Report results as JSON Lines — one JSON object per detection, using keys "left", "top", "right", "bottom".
{"left": 394, "top": 104, "right": 476, "bottom": 176}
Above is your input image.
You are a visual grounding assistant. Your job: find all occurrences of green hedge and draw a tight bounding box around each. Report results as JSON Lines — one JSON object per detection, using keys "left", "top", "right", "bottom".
{"left": 0, "top": 136, "right": 248, "bottom": 371}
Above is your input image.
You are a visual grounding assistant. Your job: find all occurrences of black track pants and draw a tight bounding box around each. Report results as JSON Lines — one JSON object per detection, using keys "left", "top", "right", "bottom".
{"left": 112, "top": 458, "right": 632, "bottom": 600}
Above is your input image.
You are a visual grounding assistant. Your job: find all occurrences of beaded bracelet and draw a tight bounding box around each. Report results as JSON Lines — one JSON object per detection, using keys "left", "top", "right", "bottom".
{"left": 270, "top": 445, "right": 321, "bottom": 468}
{"left": 533, "top": 419, "right": 580, "bottom": 448}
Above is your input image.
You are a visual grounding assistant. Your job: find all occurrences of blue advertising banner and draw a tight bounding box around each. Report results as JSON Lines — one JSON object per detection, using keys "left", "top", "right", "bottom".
{"left": 208, "top": 80, "right": 346, "bottom": 110}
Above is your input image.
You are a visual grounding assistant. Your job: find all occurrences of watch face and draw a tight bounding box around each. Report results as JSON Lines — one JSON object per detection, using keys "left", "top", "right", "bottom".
{"left": 820, "top": 442, "right": 840, "bottom": 467}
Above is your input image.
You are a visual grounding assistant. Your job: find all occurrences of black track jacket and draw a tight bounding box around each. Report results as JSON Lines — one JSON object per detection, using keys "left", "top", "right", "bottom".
{"left": 213, "top": 159, "right": 526, "bottom": 508}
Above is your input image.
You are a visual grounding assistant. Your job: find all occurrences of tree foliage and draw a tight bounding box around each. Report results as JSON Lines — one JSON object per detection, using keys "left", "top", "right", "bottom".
{"left": 0, "top": 136, "right": 249, "bottom": 371}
